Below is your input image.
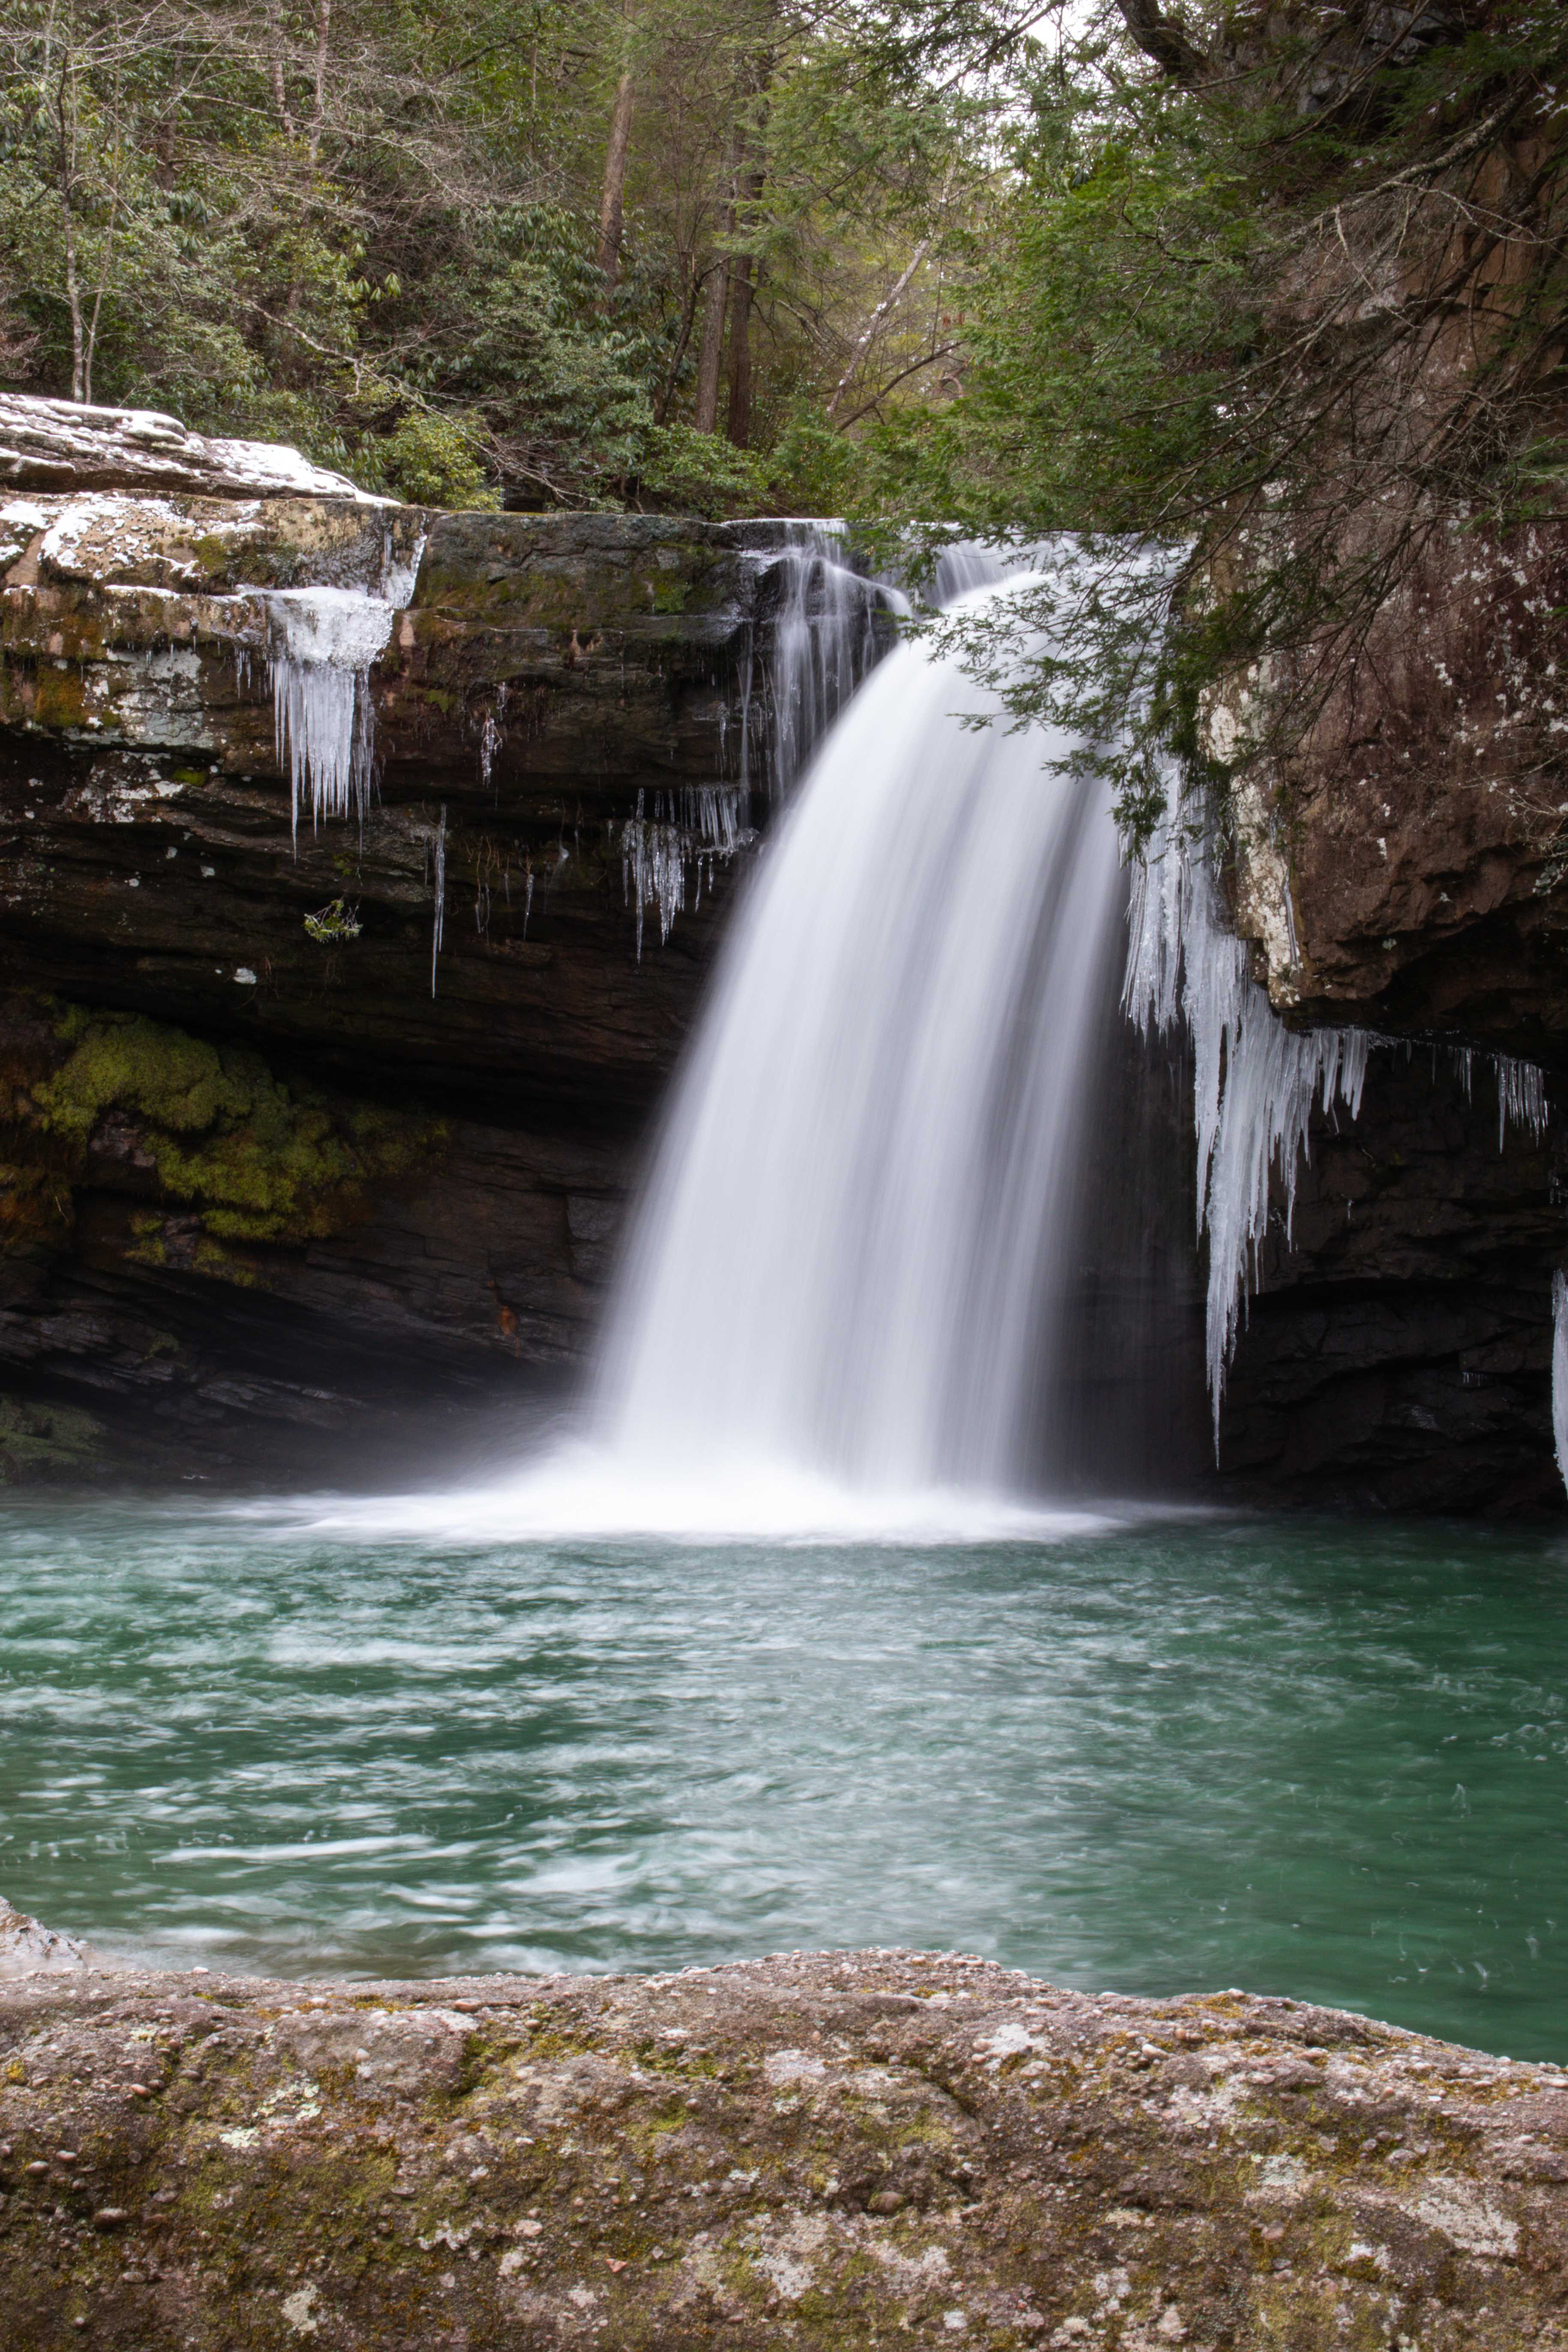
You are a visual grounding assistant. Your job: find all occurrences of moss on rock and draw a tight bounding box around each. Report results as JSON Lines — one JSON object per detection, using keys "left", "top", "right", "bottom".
{"left": 0, "top": 1397, "right": 108, "bottom": 1484}
{"left": 32, "top": 1005, "right": 445, "bottom": 1247}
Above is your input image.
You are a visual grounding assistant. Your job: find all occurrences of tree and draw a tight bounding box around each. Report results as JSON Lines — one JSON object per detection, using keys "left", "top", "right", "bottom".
{"left": 851, "top": 0, "right": 1568, "bottom": 840}
{"left": 0, "top": 0, "right": 997, "bottom": 508}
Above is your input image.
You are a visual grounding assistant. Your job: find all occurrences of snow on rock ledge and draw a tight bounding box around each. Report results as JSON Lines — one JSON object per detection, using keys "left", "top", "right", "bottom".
{"left": 0, "top": 392, "right": 383, "bottom": 503}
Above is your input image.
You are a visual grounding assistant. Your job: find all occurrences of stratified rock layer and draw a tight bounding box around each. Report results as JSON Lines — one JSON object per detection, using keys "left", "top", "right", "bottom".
{"left": 0, "top": 393, "right": 1565, "bottom": 1505}
{"left": 1214, "top": 512, "right": 1568, "bottom": 1053}
{"left": 0, "top": 445, "right": 811, "bottom": 1477}
{"left": 1, "top": 1938, "right": 1565, "bottom": 2351}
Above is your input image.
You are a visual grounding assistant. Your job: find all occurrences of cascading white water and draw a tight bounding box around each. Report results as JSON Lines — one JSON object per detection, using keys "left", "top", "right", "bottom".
{"left": 595, "top": 577, "right": 1127, "bottom": 1494}
{"left": 749, "top": 522, "right": 911, "bottom": 801}
{"left": 618, "top": 524, "right": 906, "bottom": 956}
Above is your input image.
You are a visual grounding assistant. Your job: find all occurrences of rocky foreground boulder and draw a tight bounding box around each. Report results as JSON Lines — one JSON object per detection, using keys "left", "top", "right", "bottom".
{"left": 1, "top": 1921, "right": 1565, "bottom": 2351}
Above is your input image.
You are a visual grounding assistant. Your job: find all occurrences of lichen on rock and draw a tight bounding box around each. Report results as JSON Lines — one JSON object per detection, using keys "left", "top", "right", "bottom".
{"left": 1, "top": 1942, "right": 1566, "bottom": 2351}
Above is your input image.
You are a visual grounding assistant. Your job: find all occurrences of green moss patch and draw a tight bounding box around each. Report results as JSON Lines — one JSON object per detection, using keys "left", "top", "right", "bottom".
{"left": 0, "top": 1396, "right": 108, "bottom": 1484}
{"left": 33, "top": 1005, "right": 445, "bottom": 1246}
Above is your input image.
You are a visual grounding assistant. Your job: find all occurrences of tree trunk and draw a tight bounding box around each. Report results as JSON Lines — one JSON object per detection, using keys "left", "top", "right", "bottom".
{"left": 1114, "top": 0, "right": 1207, "bottom": 84}
{"left": 826, "top": 239, "right": 931, "bottom": 419}
{"left": 656, "top": 259, "right": 703, "bottom": 424}
{"left": 693, "top": 257, "right": 730, "bottom": 433}
{"left": 63, "top": 226, "right": 84, "bottom": 404}
{"left": 83, "top": 186, "right": 123, "bottom": 410}
{"left": 264, "top": 0, "right": 295, "bottom": 136}
{"left": 310, "top": 0, "right": 332, "bottom": 159}
{"left": 724, "top": 162, "right": 767, "bottom": 449}
{"left": 725, "top": 254, "right": 757, "bottom": 448}
{"left": 597, "top": 68, "right": 637, "bottom": 287}
{"left": 54, "top": 71, "right": 85, "bottom": 404}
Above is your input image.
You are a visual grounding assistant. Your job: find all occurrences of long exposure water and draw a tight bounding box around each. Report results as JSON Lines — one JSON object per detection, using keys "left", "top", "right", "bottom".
{"left": 3, "top": 1498, "right": 1566, "bottom": 2061}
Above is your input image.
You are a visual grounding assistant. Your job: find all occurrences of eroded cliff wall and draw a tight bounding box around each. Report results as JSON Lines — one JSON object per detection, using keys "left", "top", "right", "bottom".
{"left": 0, "top": 397, "right": 1564, "bottom": 1507}
{"left": 0, "top": 412, "right": 854, "bottom": 1481}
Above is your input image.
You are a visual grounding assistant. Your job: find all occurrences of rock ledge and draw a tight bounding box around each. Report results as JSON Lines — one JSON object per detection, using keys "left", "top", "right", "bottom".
{"left": 1, "top": 1921, "right": 1564, "bottom": 2348}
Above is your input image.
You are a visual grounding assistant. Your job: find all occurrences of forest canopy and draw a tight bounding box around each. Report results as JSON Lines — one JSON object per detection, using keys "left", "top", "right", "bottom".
{"left": 0, "top": 0, "right": 1027, "bottom": 511}
{"left": 2, "top": 1, "right": 1564, "bottom": 824}
{"left": 2, "top": 3, "right": 1560, "bottom": 524}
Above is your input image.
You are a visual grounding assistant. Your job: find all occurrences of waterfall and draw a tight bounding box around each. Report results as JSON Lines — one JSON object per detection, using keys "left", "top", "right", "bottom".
{"left": 750, "top": 522, "right": 911, "bottom": 800}
{"left": 594, "top": 575, "right": 1133, "bottom": 1494}
{"left": 308, "top": 537, "right": 1560, "bottom": 1538}
{"left": 618, "top": 524, "right": 907, "bottom": 955}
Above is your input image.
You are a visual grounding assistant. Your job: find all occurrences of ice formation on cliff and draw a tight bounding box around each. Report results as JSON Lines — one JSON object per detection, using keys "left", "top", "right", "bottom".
{"left": 1127, "top": 801, "right": 1551, "bottom": 1446}
{"left": 1553, "top": 1268, "right": 1568, "bottom": 1500}
{"left": 263, "top": 534, "right": 424, "bottom": 849}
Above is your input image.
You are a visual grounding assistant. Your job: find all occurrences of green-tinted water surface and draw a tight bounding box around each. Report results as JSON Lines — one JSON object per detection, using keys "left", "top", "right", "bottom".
{"left": 1, "top": 1501, "right": 1565, "bottom": 2058}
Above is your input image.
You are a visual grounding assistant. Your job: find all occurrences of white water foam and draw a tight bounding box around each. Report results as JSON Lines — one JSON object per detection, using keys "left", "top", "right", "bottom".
{"left": 281, "top": 1441, "right": 1122, "bottom": 1548}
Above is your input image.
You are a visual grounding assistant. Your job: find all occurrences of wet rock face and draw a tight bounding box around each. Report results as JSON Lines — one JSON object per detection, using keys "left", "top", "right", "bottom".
{"left": 1215, "top": 514, "right": 1568, "bottom": 1055}
{"left": 1218, "top": 1049, "right": 1568, "bottom": 1513}
{"left": 1, "top": 1941, "right": 1566, "bottom": 2352}
{"left": 0, "top": 429, "right": 829, "bottom": 1474}
{"left": 0, "top": 488, "right": 764, "bottom": 1109}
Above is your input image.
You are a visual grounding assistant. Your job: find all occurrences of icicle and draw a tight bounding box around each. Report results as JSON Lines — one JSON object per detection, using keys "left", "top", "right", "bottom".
{"left": 619, "top": 527, "right": 916, "bottom": 956}
{"left": 620, "top": 790, "right": 687, "bottom": 960}
{"left": 1126, "top": 807, "right": 1369, "bottom": 1444}
{"left": 380, "top": 527, "right": 425, "bottom": 610}
{"left": 431, "top": 805, "right": 446, "bottom": 998}
{"left": 479, "top": 710, "right": 501, "bottom": 790}
{"left": 1128, "top": 800, "right": 1552, "bottom": 1449}
{"left": 1495, "top": 1053, "right": 1548, "bottom": 1148}
{"left": 257, "top": 533, "right": 424, "bottom": 854}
